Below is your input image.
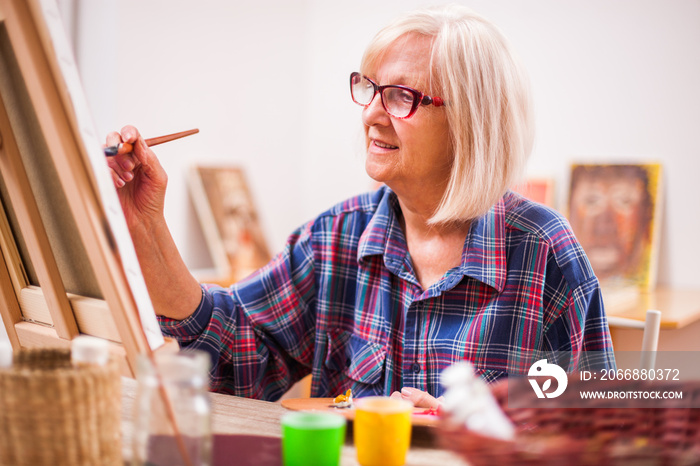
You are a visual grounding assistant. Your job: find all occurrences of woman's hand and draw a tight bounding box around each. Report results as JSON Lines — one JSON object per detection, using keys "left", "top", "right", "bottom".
{"left": 390, "top": 387, "right": 444, "bottom": 409}
{"left": 105, "top": 125, "right": 168, "bottom": 231}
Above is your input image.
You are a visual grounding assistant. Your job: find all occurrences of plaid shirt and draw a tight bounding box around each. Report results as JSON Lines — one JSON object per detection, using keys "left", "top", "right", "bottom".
{"left": 160, "top": 187, "right": 615, "bottom": 401}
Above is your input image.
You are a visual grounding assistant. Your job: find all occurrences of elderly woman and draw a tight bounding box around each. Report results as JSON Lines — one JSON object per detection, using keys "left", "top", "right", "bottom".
{"left": 108, "top": 5, "right": 614, "bottom": 407}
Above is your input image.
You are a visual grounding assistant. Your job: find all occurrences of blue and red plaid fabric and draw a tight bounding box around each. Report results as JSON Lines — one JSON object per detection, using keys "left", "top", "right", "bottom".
{"left": 159, "top": 186, "right": 615, "bottom": 401}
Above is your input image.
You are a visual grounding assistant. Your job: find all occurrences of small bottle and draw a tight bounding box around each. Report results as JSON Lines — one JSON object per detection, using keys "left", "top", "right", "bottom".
{"left": 440, "top": 361, "right": 515, "bottom": 441}
{"left": 132, "top": 350, "right": 212, "bottom": 466}
{"left": 0, "top": 341, "right": 12, "bottom": 369}
{"left": 71, "top": 335, "right": 110, "bottom": 367}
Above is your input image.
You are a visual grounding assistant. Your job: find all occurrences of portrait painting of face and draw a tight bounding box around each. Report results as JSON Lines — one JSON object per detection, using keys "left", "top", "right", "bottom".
{"left": 568, "top": 164, "right": 662, "bottom": 289}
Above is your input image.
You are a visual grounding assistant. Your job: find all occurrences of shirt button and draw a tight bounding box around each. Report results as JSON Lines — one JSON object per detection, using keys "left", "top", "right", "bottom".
{"left": 411, "top": 363, "right": 421, "bottom": 373}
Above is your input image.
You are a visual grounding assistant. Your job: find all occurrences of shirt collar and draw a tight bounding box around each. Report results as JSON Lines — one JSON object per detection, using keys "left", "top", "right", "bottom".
{"left": 358, "top": 187, "right": 406, "bottom": 263}
{"left": 358, "top": 187, "right": 507, "bottom": 292}
{"left": 460, "top": 197, "right": 507, "bottom": 292}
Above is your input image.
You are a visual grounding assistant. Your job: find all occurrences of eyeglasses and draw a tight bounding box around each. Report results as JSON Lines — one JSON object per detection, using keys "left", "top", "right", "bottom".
{"left": 350, "top": 72, "right": 445, "bottom": 119}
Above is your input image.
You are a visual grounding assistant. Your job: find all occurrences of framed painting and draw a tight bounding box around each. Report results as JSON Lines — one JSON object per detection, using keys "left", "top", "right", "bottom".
{"left": 188, "top": 166, "right": 271, "bottom": 282}
{"left": 567, "top": 163, "right": 663, "bottom": 291}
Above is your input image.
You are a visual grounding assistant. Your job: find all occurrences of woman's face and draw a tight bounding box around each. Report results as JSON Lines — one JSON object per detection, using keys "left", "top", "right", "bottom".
{"left": 362, "top": 34, "right": 452, "bottom": 198}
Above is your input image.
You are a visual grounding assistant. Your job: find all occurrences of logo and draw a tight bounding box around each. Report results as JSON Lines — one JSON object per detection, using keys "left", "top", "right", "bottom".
{"left": 528, "top": 359, "right": 568, "bottom": 398}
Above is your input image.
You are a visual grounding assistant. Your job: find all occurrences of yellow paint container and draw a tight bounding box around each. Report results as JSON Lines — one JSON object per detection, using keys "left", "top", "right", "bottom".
{"left": 353, "top": 397, "right": 412, "bottom": 466}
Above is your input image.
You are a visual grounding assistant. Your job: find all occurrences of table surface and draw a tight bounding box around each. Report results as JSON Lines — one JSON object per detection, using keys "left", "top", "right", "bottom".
{"left": 603, "top": 286, "right": 700, "bottom": 329}
{"left": 121, "top": 377, "right": 467, "bottom": 466}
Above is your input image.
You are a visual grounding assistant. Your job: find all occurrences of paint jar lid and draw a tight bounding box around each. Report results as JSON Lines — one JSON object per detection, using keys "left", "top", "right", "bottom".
{"left": 71, "top": 335, "right": 110, "bottom": 366}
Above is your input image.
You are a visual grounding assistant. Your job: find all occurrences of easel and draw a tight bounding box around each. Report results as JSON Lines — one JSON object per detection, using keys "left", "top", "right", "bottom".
{"left": 0, "top": 0, "right": 177, "bottom": 376}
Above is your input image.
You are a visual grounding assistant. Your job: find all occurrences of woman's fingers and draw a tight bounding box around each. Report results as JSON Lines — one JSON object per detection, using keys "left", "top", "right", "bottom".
{"left": 107, "top": 152, "right": 136, "bottom": 186}
{"left": 119, "top": 125, "right": 141, "bottom": 144}
{"left": 391, "top": 387, "right": 444, "bottom": 409}
{"left": 105, "top": 127, "right": 142, "bottom": 187}
{"left": 105, "top": 131, "right": 122, "bottom": 147}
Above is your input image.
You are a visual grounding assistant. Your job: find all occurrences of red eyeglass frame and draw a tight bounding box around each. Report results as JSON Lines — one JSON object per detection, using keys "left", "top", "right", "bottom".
{"left": 350, "top": 72, "right": 445, "bottom": 119}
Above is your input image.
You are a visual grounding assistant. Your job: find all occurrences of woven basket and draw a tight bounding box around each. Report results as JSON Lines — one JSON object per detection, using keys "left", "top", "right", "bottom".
{"left": 438, "top": 375, "right": 700, "bottom": 466}
{"left": 0, "top": 347, "right": 122, "bottom": 466}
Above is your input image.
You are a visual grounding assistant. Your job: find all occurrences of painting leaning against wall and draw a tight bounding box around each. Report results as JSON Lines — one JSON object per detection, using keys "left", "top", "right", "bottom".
{"left": 567, "top": 163, "right": 663, "bottom": 292}
{"left": 188, "top": 166, "right": 271, "bottom": 283}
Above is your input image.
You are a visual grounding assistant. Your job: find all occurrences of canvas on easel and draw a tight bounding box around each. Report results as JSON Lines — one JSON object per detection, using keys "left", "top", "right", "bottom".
{"left": 567, "top": 163, "right": 663, "bottom": 292}
{"left": 0, "top": 0, "right": 176, "bottom": 376}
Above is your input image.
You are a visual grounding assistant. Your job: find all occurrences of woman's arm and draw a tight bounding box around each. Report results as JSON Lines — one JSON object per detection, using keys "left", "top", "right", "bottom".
{"left": 106, "top": 125, "right": 201, "bottom": 319}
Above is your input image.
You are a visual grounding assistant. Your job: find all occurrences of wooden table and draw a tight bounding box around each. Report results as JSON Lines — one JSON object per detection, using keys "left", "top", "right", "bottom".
{"left": 121, "top": 378, "right": 467, "bottom": 465}
{"left": 605, "top": 287, "right": 700, "bottom": 329}
{"left": 604, "top": 287, "right": 700, "bottom": 351}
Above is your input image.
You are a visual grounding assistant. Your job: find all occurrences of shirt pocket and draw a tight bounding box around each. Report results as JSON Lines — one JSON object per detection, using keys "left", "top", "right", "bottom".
{"left": 325, "top": 329, "right": 386, "bottom": 386}
{"left": 472, "top": 367, "right": 508, "bottom": 384}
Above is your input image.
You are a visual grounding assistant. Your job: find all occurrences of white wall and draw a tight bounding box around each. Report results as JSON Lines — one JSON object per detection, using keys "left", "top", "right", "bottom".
{"left": 73, "top": 0, "right": 700, "bottom": 288}
{"left": 0, "top": 323, "right": 9, "bottom": 346}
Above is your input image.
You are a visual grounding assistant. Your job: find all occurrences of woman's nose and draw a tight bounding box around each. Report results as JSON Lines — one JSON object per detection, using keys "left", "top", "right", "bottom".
{"left": 361, "top": 93, "right": 391, "bottom": 127}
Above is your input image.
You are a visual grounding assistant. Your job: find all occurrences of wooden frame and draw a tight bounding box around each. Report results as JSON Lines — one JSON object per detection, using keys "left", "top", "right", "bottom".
{"left": 0, "top": 0, "right": 176, "bottom": 376}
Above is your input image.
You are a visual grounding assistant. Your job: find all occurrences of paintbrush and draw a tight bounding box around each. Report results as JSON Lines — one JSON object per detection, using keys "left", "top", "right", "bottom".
{"left": 104, "top": 128, "right": 199, "bottom": 156}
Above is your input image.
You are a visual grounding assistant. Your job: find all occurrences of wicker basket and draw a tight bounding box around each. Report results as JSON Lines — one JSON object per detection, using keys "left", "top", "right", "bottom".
{"left": 0, "top": 347, "right": 122, "bottom": 466}
{"left": 438, "top": 375, "right": 700, "bottom": 466}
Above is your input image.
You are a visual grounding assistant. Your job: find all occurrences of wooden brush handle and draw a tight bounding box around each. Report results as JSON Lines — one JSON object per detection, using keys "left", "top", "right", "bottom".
{"left": 106, "top": 128, "right": 199, "bottom": 156}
